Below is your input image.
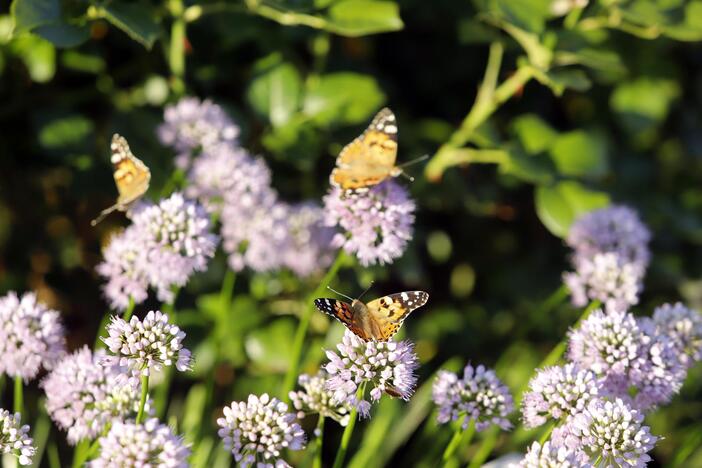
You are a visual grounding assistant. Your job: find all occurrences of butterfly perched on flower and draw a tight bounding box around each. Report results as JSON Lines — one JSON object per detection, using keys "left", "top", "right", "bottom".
{"left": 330, "top": 108, "right": 404, "bottom": 193}
{"left": 91, "top": 134, "right": 151, "bottom": 226}
{"left": 314, "top": 290, "right": 429, "bottom": 341}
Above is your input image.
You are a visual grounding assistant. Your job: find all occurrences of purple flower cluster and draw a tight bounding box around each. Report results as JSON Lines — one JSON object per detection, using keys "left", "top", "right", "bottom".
{"left": 42, "top": 347, "right": 145, "bottom": 445}
{"left": 0, "top": 409, "right": 35, "bottom": 466}
{"left": 217, "top": 394, "right": 305, "bottom": 467}
{"left": 90, "top": 418, "right": 190, "bottom": 467}
{"left": 96, "top": 192, "right": 218, "bottom": 310}
{"left": 289, "top": 370, "right": 352, "bottom": 426}
{"left": 515, "top": 441, "right": 590, "bottom": 467}
{"left": 102, "top": 310, "right": 192, "bottom": 382}
{"left": 563, "top": 205, "right": 651, "bottom": 311}
{"left": 159, "top": 96, "right": 337, "bottom": 276}
{"left": 432, "top": 363, "right": 513, "bottom": 432}
{"left": 323, "top": 181, "right": 416, "bottom": 266}
{"left": 323, "top": 330, "right": 419, "bottom": 418}
{"left": 0, "top": 291, "right": 66, "bottom": 381}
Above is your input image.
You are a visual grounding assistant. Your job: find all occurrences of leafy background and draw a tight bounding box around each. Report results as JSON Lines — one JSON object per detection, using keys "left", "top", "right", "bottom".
{"left": 2, "top": 0, "right": 702, "bottom": 466}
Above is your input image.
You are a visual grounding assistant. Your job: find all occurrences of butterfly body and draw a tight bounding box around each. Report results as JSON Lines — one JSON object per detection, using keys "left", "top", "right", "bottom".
{"left": 91, "top": 134, "right": 151, "bottom": 226}
{"left": 314, "top": 291, "right": 429, "bottom": 342}
{"left": 330, "top": 108, "right": 401, "bottom": 192}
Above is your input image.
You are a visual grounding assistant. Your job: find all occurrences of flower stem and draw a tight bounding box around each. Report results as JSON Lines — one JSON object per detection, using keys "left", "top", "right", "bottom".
{"left": 136, "top": 374, "right": 150, "bottom": 424}
{"left": 313, "top": 416, "right": 325, "bottom": 468}
{"left": 539, "top": 300, "right": 601, "bottom": 368}
{"left": 282, "top": 250, "right": 348, "bottom": 401}
{"left": 539, "top": 422, "right": 555, "bottom": 445}
{"left": 467, "top": 426, "right": 499, "bottom": 468}
{"left": 123, "top": 296, "right": 136, "bottom": 321}
{"left": 13, "top": 376, "right": 22, "bottom": 416}
{"left": 331, "top": 383, "right": 365, "bottom": 468}
{"left": 443, "top": 416, "right": 476, "bottom": 462}
{"left": 220, "top": 269, "right": 236, "bottom": 309}
{"left": 71, "top": 439, "right": 90, "bottom": 468}
{"left": 168, "top": 0, "right": 186, "bottom": 96}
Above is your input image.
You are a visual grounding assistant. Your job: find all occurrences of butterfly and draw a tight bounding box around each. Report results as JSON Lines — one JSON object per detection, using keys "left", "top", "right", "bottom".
{"left": 330, "top": 108, "right": 402, "bottom": 193}
{"left": 91, "top": 134, "right": 151, "bottom": 226}
{"left": 314, "top": 290, "right": 429, "bottom": 342}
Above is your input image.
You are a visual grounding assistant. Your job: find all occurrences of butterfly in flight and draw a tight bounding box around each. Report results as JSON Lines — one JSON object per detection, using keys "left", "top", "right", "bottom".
{"left": 330, "top": 108, "right": 426, "bottom": 193}
{"left": 91, "top": 134, "right": 151, "bottom": 226}
{"left": 314, "top": 288, "right": 429, "bottom": 342}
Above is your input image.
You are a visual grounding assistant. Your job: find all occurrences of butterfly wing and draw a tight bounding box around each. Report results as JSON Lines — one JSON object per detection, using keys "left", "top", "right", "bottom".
{"left": 364, "top": 291, "right": 429, "bottom": 341}
{"left": 111, "top": 134, "right": 151, "bottom": 207}
{"left": 313, "top": 298, "right": 369, "bottom": 340}
{"left": 330, "top": 108, "right": 399, "bottom": 191}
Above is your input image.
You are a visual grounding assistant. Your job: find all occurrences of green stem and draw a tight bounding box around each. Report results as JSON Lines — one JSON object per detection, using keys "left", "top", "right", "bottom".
{"left": 71, "top": 439, "right": 90, "bottom": 468}
{"left": 539, "top": 300, "right": 600, "bottom": 369}
{"left": 136, "top": 374, "right": 150, "bottom": 424}
{"left": 442, "top": 416, "right": 476, "bottom": 462}
{"left": 220, "top": 269, "right": 236, "bottom": 309}
{"left": 282, "top": 251, "right": 348, "bottom": 401}
{"left": 534, "top": 284, "right": 569, "bottom": 321}
{"left": 245, "top": 0, "right": 328, "bottom": 29}
{"left": 13, "top": 376, "right": 22, "bottom": 416}
{"left": 313, "top": 416, "right": 325, "bottom": 468}
{"left": 426, "top": 42, "right": 536, "bottom": 180}
{"left": 538, "top": 422, "right": 555, "bottom": 445}
{"left": 48, "top": 441, "right": 61, "bottom": 468}
{"left": 467, "top": 426, "right": 499, "bottom": 468}
{"left": 331, "top": 383, "right": 365, "bottom": 468}
{"left": 168, "top": 0, "right": 186, "bottom": 96}
{"left": 123, "top": 296, "right": 136, "bottom": 321}
{"left": 94, "top": 312, "right": 112, "bottom": 350}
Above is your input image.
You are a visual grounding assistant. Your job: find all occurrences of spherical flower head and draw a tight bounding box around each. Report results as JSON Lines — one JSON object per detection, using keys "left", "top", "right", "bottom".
{"left": 323, "top": 180, "right": 415, "bottom": 266}
{"left": 432, "top": 364, "right": 513, "bottom": 432}
{"left": 649, "top": 302, "right": 702, "bottom": 367}
{"left": 283, "top": 202, "right": 336, "bottom": 277}
{"left": 102, "top": 310, "right": 192, "bottom": 380}
{"left": 217, "top": 394, "right": 305, "bottom": 467}
{"left": 42, "top": 347, "right": 145, "bottom": 445}
{"left": 187, "top": 143, "right": 272, "bottom": 214}
{"left": 513, "top": 441, "right": 590, "bottom": 468}
{"left": 0, "top": 409, "right": 35, "bottom": 465}
{"left": 90, "top": 418, "right": 190, "bottom": 467}
{"left": 157, "top": 97, "right": 239, "bottom": 165}
{"left": 563, "top": 252, "right": 643, "bottom": 312}
{"left": 289, "top": 371, "right": 352, "bottom": 426}
{"left": 323, "top": 330, "right": 419, "bottom": 417}
{"left": 521, "top": 364, "right": 599, "bottom": 429}
{"left": 0, "top": 291, "right": 66, "bottom": 381}
{"left": 567, "top": 398, "right": 657, "bottom": 467}
{"left": 566, "top": 205, "right": 651, "bottom": 268}
{"left": 96, "top": 227, "right": 150, "bottom": 312}
{"left": 221, "top": 189, "right": 290, "bottom": 273}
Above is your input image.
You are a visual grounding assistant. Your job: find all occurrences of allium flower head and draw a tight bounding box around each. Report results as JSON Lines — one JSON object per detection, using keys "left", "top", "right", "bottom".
{"left": 567, "top": 398, "right": 657, "bottom": 467}
{"left": 514, "top": 441, "right": 590, "bottom": 468}
{"left": 96, "top": 227, "right": 150, "bottom": 311}
{"left": 289, "top": 371, "right": 352, "bottom": 426}
{"left": 158, "top": 97, "right": 239, "bottom": 167}
{"left": 432, "top": 364, "right": 513, "bottom": 432}
{"left": 283, "top": 202, "right": 336, "bottom": 277}
{"left": 42, "top": 347, "right": 145, "bottom": 445}
{"left": 521, "top": 364, "right": 599, "bottom": 429}
{"left": 217, "top": 394, "right": 305, "bottom": 468}
{"left": 0, "top": 410, "right": 35, "bottom": 466}
{"left": 0, "top": 291, "right": 66, "bottom": 381}
{"left": 187, "top": 143, "right": 272, "bottom": 214}
{"left": 564, "top": 205, "right": 650, "bottom": 311}
{"left": 324, "top": 330, "right": 419, "bottom": 417}
{"left": 102, "top": 310, "right": 192, "bottom": 380}
{"left": 323, "top": 180, "right": 415, "bottom": 266}
{"left": 563, "top": 252, "right": 642, "bottom": 312}
{"left": 90, "top": 418, "right": 190, "bottom": 467}
{"left": 649, "top": 302, "right": 702, "bottom": 367}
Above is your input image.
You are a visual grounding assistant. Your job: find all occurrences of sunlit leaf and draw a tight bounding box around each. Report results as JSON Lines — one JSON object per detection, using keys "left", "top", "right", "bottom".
{"left": 549, "top": 130, "right": 608, "bottom": 178}
{"left": 248, "top": 56, "right": 302, "bottom": 128}
{"left": 101, "top": 2, "right": 160, "bottom": 49}
{"left": 535, "top": 181, "right": 610, "bottom": 237}
{"left": 325, "top": 0, "right": 403, "bottom": 36}
{"left": 303, "top": 72, "right": 385, "bottom": 125}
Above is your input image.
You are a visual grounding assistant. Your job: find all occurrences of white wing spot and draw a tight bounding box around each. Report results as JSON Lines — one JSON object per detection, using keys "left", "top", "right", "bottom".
{"left": 384, "top": 124, "right": 398, "bottom": 134}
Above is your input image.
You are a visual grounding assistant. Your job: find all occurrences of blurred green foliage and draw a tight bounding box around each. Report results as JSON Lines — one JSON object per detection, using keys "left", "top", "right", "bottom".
{"left": 2, "top": 0, "right": 702, "bottom": 466}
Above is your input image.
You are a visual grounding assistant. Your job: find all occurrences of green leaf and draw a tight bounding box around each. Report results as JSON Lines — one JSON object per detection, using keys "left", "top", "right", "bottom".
{"left": 511, "top": 114, "right": 557, "bottom": 154}
{"left": 245, "top": 319, "right": 296, "bottom": 372}
{"left": 10, "top": 33, "right": 55, "bottom": 82}
{"left": 535, "top": 181, "right": 610, "bottom": 237}
{"left": 610, "top": 78, "right": 680, "bottom": 135}
{"left": 325, "top": 0, "right": 403, "bottom": 36}
{"left": 489, "top": 0, "right": 551, "bottom": 34}
{"left": 11, "top": 0, "right": 59, "bottom": 34}
{"left": 39, "top": 115, "right": 93, "bottom": 149}
{"left": 34, "top": 22, "right": 89, "bottom": 47}
{"left": 248, "top": 56, "right": 302, "bottom": 127}
{"left": 303, "top": 72, "right": 385, "bottom": 125}
{"left": 101, "top": 2, "right": 160, "bottom": 49}
{"left": 549, "top": 130, "right": 608, "bottom": 178}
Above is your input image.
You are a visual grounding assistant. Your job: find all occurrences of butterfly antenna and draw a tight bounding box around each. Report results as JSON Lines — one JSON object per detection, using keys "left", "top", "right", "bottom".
{"left": 90, "top": 204, "right": 119, "bottom": 226}
{"left": 326, "top": 286, "right": 355, "bottom": 302}
{"left": 397, "top": 154, "right": 429, "bottom": 169}
{"left": 356, "top": 281, "right": 375, "bottom": 301}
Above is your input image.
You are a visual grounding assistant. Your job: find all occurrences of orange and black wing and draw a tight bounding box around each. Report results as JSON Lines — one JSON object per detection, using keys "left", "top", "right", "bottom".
{"left": 365, "top": 291, "right": 429, "bottom": 341}
{"left": 111, "top": 134, "right": 151, "bottom": 206}
{"left": 313, "top": 298, "right": 368, "bottom": 340}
